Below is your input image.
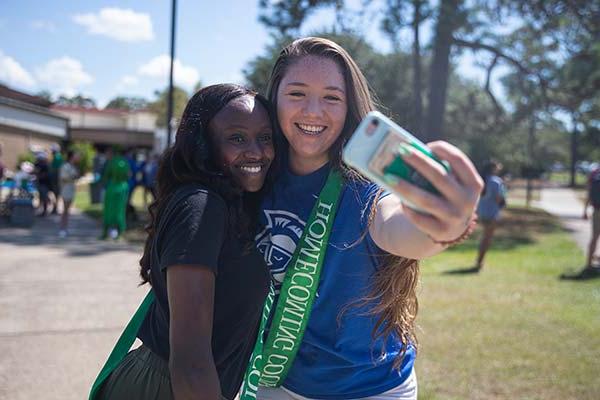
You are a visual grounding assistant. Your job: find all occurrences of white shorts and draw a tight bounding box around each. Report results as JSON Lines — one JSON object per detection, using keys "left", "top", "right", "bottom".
{"left": 255, "top": 368, "right": 417, "bottom": 400}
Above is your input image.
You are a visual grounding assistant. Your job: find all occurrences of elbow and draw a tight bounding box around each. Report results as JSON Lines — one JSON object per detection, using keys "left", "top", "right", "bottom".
{"left": 169, "top": 354, "right": 221, "bottom": 400}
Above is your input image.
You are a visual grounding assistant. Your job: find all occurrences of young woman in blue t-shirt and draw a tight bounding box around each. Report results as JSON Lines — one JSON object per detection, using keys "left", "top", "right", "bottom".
{"left": 255, "top": 37, "right": 483, "bottom": 400}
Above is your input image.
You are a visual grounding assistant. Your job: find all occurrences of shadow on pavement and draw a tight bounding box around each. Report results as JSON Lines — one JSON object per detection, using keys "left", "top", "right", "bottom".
{"left": 0, "top": 210, "right": 141, "bottom": 257}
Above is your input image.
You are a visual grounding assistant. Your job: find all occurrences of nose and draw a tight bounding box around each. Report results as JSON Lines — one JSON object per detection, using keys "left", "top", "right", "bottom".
{"left": 243, "top": 139, "right": 263, "bottom": 160}
{"left": 303, "top": 95, "right": 322, "bottom": 118}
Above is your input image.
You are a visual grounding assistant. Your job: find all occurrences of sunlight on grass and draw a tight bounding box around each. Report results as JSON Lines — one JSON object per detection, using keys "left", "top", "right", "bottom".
{"left": 416, "top": 207, "right": 599, "bottom": 399}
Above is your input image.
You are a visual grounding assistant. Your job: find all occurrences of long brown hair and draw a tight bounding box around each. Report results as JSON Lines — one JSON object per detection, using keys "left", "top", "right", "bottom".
{"left": 266, "top": 37, "right": 419, "bottom": 367}
{"left": 139, "top": 84, "right": 276, "bottom": 285}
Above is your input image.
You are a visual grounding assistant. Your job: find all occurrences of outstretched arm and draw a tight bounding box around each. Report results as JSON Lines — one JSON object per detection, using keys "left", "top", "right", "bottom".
{"left": 369, "top": 141, "right": 483, "bottom": 259}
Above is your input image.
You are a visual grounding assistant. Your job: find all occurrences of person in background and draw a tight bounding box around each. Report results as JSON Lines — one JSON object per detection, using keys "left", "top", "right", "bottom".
{"left": 125, "top": 149, "right": 141, "bottom": 222}
{"left": 59, "top": 150, "right": 81, "bottom": 238}
{"left": 142, "top": 152, "right": 158, "bottom": 208}
{"left": 474, "top": 160, "right": 506, "bottom": 272}
{"left": 0, "top": 143, "right": 6, "bottom": 181}
{"left": 581, "top": 164, "right": 600, "bottom": 276}
{"left": 49, "top": 144, "right": 64, "bottom": 215}
{"left": 34, "top": 152, "right": 51, "bottom": 217}
{"left": 101, "top": 147, "right": 131, "bottom": 240}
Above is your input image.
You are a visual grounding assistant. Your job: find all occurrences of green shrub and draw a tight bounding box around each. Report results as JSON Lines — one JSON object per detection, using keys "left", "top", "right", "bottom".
{"left": 70, "top": 142, "right": 95, "bottom": 174}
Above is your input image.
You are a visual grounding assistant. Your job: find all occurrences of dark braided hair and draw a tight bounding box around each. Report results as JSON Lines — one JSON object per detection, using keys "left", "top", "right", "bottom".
{"left": 139, "top": 84, "right": 277, "bottom": 285}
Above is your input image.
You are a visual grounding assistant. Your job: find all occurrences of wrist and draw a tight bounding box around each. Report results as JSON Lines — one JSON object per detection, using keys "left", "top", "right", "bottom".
{"left": 427, "top": 213, "right": 478, "bottom": 247}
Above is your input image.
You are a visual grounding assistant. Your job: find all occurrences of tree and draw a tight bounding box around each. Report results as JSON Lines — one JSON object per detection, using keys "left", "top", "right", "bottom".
{"left": 55, "top": 94, "right": 97, "bottom": 108}
{"left": 149, "top": 86, "right": 189, "bottom": 128}
{"left": 258, "top": 0, "right": 340, "bottom": 36}
{"left": 35, "top": 90, "right": 53, "bottom": 103}
{"left": 105, "top": 96, "right": 149, "bottom": 111}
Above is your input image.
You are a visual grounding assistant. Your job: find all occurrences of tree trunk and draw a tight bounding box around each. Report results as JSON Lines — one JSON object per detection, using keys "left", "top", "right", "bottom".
{"left": 424, "top": 0, "right": 462, "bottom": 141}
{"left": 570, "top": 113, "right": 578, "bottom": 188}
{"left": 526, "top": 114, "right": 536, "bottom": 209}
{"left": 413, "top": 0, "right": 423, "bottom": 137}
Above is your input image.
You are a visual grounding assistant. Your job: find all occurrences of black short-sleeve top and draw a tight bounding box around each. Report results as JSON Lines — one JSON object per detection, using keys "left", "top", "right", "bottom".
{"left": 137, "top": 184, "right": 270, "bottom": 399}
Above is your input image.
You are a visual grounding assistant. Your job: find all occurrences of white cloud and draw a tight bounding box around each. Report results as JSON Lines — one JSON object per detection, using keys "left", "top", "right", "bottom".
{"left": 120, "top": 75, "right": 139, "bottom": 87}
{"left": 31, "top": 20, "right": 56, "bottom": 32}
{"left": 73, "top": 8, "right": 154, "bottom": 42}
{"left": 138, "top": 55, "right": 199, "bottom": 88}
{"left": 0, "top": 50, "right": 36, "bottom": 88}
{"left": 34, "top": 57, "right": 93, "bottom": 97}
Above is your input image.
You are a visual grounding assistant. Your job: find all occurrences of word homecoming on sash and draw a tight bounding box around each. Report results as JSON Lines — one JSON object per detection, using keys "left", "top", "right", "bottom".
{"left": 259, "top": 200, "right": 334, "bottom": 386}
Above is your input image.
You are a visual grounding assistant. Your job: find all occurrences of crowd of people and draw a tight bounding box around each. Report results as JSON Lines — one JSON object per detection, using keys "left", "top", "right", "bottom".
{"left": 0, "top": 142, "right": 159, "bottom": 238}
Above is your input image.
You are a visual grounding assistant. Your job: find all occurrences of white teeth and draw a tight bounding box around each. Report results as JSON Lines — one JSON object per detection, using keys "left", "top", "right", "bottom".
{"left": 297, "top": 123, "right": 326, "bottom": 134}
{"left": 240, "top": 165, "right": 262, "bottom": 174}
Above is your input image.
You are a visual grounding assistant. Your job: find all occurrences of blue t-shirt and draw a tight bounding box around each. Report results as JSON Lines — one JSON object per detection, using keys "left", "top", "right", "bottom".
{"left": 477, "top": 175, "right": 505, "bottom": 220}
{"left": 257, "top": 163, "right": 415, "bottom": 399}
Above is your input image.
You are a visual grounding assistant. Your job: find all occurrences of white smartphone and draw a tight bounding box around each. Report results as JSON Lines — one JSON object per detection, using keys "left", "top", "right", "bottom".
{"left": 342, "top": 111, "right": 449, "bottom": 211}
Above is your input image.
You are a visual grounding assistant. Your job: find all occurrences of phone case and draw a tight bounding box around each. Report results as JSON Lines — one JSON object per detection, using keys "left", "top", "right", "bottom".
{"left": 342, "top": 111, "right": 449, "bottom": 211}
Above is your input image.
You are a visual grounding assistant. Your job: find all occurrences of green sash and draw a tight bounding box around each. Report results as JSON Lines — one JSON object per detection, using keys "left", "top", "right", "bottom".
{"left": 239, "top": 169, "right": 343, "bottom": 398}
{"left": 88, "top": 290, "right": 154, "bottom": 399}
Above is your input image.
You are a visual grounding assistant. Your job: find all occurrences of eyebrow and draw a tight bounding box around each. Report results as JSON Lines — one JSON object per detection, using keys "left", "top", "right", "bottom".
{"left": 285, "top": 81, "right": 345, "bottom": 94}
{"left": 226, "top": 124, "right": 273, "bottom": 131}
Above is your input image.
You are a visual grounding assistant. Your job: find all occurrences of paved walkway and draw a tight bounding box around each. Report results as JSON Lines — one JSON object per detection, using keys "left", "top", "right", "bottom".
{"left": 534, "top": 187, "right": 595, "bottom": 257}
{"left": 0, "top": 209, "right": 146, "bottom": 400}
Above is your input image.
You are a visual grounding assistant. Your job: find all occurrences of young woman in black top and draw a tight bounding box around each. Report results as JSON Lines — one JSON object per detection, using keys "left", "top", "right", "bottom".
{"left": 97, "top": 84, "right": 276, "bottom": 400}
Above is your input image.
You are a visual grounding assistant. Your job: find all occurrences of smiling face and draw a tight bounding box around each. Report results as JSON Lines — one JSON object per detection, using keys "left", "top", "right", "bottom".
{"left": 276, "top": 55, "right": 348, "bottom": 173}
{"left": 208, "top": 95, "right": 274, "bottom": 192}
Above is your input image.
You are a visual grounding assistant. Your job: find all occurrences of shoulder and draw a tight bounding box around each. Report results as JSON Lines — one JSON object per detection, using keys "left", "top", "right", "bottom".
{"left": 172, "top": 184, "right": 227, "bottom": 215}
{"left": 489, "top": 175, "right": 503, "bottom": 186}
{"left": 344, "top": 177, "right": 382, "bottom": 201}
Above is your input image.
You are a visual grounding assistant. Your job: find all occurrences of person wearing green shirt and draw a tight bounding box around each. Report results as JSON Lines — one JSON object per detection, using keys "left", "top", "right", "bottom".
{"left": 49, "top": 145, "right": 64, "bottom": 215}
{"left": 101, "top": 147, "right": 131, "bottom": 239}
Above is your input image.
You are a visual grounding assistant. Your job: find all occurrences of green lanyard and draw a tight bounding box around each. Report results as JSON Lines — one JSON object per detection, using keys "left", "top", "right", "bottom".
{"left": 239, "top": 169, "right": 344, "bottom": 399}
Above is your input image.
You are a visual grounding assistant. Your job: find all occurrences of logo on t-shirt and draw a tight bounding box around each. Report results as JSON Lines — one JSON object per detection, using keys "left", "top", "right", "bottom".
{"left": 256, "top": 209, "right": 305, "bottom": 289}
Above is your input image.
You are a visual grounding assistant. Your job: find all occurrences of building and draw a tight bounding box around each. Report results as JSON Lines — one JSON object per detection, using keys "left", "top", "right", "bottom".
{"left": 0, "top": 85, "right": 68, "bottom": 170}
{"left": 50, "top": 105, "right": 158, "bottom": 151}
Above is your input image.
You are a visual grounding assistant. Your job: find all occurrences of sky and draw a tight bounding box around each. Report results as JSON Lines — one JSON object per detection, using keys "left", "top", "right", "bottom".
{"left": 0, "top": 0, "right": 499, "bottom": 108}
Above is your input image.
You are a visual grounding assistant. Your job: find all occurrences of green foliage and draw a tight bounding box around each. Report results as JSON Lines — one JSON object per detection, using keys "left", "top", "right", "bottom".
{"left": 70, "top": 142, "right": 95, "bottom": 174}
{"left": 55, "top": 94, "right": 97, "bottom": 108}
{"left": 17, "top": 152, "right": 35, "bottom": 165}
{"left": 258, "top": 0, "right": 339, "bottom": 36}
{"left": 105, "top": 96, "right": 148, "bottom": 111}
{"left": 250, "top": 0, "right": 600, "bottom": 176}
{"left": 149, "top": 86, "right": 189, "bottom": 128}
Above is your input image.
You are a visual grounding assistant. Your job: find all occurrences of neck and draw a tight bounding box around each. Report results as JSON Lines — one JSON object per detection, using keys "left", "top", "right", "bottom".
{"left": 288, "top": 151, "right": 329, "bottom": 176}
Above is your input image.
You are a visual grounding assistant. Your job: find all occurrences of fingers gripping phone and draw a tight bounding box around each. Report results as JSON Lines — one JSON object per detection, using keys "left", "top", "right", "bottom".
{"left": 342, "top": 111, "right": 450, "bottom": 211}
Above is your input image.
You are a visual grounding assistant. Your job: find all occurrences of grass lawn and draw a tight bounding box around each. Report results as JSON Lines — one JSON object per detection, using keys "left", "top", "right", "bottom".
{"left": 74, "top": 183, "right": 151, "bottom": 242}
{"left": 417, "top": 207, "right": 600, "bottom": 399}
{"left": 548, "top": 171, "right": 588, "bottom": 187}
{"left": 75, "top": 183, "right": 600, "bottom": 399}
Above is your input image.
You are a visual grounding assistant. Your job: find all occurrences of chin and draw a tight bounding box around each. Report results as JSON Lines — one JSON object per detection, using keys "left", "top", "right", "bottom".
{"left": 240, "top": 180, "right": 266, "bottom": 193}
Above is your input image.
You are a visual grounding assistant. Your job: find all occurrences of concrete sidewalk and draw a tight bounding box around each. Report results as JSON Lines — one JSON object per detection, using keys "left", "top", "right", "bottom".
{"left": 0, "top": 209, "right": 146, "bottom": 400}
{"left": 534, "top": 187, "right": 595, "bottom": 258}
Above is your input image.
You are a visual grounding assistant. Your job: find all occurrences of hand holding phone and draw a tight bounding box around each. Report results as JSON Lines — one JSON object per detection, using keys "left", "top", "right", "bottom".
{"left": 343, "top": 111, "right": 484, "bottom": 243}
{"left": 343, "top": 111, "right": 449, "bottom": 212}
